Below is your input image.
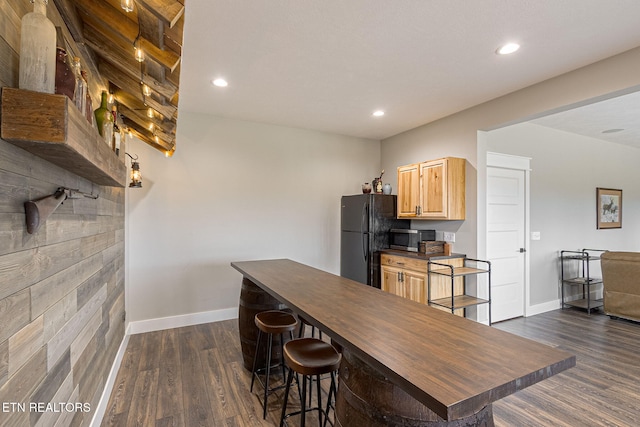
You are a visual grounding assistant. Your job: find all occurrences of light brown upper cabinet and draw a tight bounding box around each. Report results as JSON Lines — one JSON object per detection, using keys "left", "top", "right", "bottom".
{"left": 397, "top": 157, "right": 465, "bottom": 220}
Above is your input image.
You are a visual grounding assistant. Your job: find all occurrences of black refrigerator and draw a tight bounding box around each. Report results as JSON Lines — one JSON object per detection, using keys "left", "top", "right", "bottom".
{"left": 340, "top": 194, "right": 409, "bottom": 288}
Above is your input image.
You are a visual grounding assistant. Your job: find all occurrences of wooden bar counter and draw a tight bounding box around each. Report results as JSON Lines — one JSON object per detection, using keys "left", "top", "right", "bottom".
{"left": 232, "top": 259, "right": 575, "bottom": 425}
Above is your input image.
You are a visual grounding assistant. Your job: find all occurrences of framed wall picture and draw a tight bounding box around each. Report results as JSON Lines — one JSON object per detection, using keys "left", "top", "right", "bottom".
{"left": 596, "top": 188, "right": 622, "bottom": 229}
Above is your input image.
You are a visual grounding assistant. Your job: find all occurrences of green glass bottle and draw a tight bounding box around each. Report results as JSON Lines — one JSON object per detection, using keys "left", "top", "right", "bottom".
{"left": 93, "top": 91, "right": 112, "bottom": 143}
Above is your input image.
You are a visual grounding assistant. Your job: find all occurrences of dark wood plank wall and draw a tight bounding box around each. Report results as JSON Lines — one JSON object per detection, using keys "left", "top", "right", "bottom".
{"left": 0, "top": 1, "right": 126, "bottom": 425}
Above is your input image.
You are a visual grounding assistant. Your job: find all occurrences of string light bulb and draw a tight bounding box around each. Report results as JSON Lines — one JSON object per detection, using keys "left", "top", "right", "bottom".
{"left": 121, "top": 0, "right": 134, "bottom": 12}
{"left": 134, "top": 46, "right": 144, "bottom": 62}
{"left": 142, "top": 83, "right": 151, "bottom": 96}
{"left": 147, "top": 107, "right": 154, "bottom": 118}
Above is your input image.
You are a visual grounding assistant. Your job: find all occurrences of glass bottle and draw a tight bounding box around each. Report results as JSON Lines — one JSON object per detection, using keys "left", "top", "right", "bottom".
{"left": 19, "top": 0, "right": 56, "bottom": 93}
{"left": 94, "top": 91, "right": 113, "bottom": 145}
{"left": 111, "top": 105, "right": 121, "bottom": 155}
{"left": 81, "top": 70, "right": 93, "bottom": 125}
{"left": 72, "top": 56, "right": 86, "bottom": 114}
{"left": 54, "top": 46, "right": 75, "bottom": 101}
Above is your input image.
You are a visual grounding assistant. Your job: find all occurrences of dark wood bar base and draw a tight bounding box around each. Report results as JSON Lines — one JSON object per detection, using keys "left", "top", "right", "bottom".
{"left": 238, "top": 277, "right": 291, "bottom": 371}
{"left": 336, "top": 347, "right": 494, "bottom": 427}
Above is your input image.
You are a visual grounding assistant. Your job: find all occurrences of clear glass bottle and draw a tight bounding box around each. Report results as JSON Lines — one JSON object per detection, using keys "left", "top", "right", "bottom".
{"left": 19, "top": 0, "right": 57, "bottom": 93}
{"left": 81, "top": 70, "right": 93, "bottom": 125}
{"left": 72, "top": 56, "right": 86, "bottom": 114}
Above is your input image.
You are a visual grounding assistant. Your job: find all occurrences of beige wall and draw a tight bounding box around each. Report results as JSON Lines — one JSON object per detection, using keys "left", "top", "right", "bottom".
{"left": 126, "top": 113, "right": 380, "bottom": 324}
{"left": 487, "top": 122, "right": 640, "bottom": 305}
{"left": 381, "top": 46, "right": 640, "bottom": 307}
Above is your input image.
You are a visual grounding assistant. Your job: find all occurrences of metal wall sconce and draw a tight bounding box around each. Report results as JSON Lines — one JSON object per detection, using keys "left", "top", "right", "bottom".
{"left": 126, "top": 153, "right": 142, "bottom": 188}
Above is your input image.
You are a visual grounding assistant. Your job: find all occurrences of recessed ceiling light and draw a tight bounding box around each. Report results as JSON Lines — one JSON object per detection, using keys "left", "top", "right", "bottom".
{"left": 372, "top": 110, "right": 385, "bottom": 117}
{"left": 212, "top": 78, "right": 228, "bottom": 87}
{"left": 602, "top": 128, "right": 624, "bottom": 134}
{"left": 496, "top": 43, "right": 520, "bottom": 55}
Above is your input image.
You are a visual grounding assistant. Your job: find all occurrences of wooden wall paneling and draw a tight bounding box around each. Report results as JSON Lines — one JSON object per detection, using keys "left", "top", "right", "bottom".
{"left": 0, "top": 346, "right": 47, "bottom": 425}
{"left": 29, "top": 348, "right": 72, "bottom": 426}
{"left": 33, "top": 371, "right": 74, "bottom": 427}
{"left": 0, "top": 338, "right": 7, "bottom": 388}
{"left": 0, "top": 288, "right": 30, "bottom": 344}
{"left": 0, "top": 140, "right": 35, "bottom": 177}
{"left": 46, "top": 284, "right": 107, "bottom": 369}
{"left": 70, "top": 308, "right": 103, "bottom": 366}
{"left": 80, "top": 232, "right": 114, "bottom": 259}
{"left": 0, "top": 0, "right": 20, "bottom": 54}
{"left": 0, "top": 167, "right": 30, "bottom": 213}
{"left": 0, "top": 249, "right": 39, "bottom": 300}
{"left": 8, "top": 314, "right": 44, "bottom": 377}
{"left": 0, "top": 213, "right": 36, "bottom": 256}
{"left": 42, "top": 291, "right": 77, "bottom": 344}
{"left": 0, "top": 35, "right": 18, "bottom": 88}
{"left": 105, "top": 291, "right": 125, "bottom": 347}
{"left": 0, "top": 238, "right": 83, "bottom": 302}
{"left": 72, "top": 334, "right": 99, "bottom": 424}
{"left": 31, "top": 252, "right": 101, "bottom": 319}
{"left": 78, "top": 262, "right": 113, "bottom": 310}
{"left": 1, "top": 3, "right": 126, "bottom": 424}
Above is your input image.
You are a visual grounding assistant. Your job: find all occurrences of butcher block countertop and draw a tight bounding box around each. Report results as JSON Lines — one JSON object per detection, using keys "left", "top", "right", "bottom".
{"left": 231, "top": 258, "right": 576, "bottom": 421}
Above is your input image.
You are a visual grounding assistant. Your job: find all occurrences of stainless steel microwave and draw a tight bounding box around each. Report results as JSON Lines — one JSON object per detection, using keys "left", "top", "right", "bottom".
{"left": 390, "top": 229, "right": 436, "bottom": 252}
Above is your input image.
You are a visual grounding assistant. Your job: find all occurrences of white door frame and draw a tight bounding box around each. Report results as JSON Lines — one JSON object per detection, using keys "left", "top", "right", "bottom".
{"left": 482, "top": 151, "right": 532, "bottom": 318}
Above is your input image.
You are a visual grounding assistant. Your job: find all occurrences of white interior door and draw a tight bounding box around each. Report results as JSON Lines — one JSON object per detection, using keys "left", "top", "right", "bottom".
{"left": 487, "top": 167, "right": 526, "bottom": 322}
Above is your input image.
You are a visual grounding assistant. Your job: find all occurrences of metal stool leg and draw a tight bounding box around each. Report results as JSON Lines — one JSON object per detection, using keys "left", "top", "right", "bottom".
{"left": 262, "top": 332, "right": 273, "bottom": 419}
{"left": 250, "top": 329, "right": 262, "bottom": 392}
{"left": 279, "top": 368, "right": 294, "bottom": 427}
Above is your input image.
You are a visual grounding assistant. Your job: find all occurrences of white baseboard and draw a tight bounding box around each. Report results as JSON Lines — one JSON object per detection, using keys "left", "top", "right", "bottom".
{"left": 526, "top": 299, "right": 561, "bottom": 317}
{"left": 126, "top": 307, "right": 239, "bottom": 335}
{"left": 89, "top": 333, "right": 130, "bottom": 427}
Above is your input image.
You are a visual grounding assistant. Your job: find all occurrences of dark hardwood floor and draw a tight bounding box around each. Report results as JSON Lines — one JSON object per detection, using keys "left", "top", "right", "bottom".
{"left": 101, "top": 308, "right": 640, "bottom": 426}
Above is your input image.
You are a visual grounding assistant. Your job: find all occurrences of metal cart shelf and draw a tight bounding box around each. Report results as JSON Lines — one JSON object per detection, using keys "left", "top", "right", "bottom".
{"left": 427, "top": 258, "right": 492, "bottom": 325}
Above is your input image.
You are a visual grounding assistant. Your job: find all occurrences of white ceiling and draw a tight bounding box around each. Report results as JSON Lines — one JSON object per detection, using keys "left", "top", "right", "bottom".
{"left": 178, "top": 1, "right": 640, "bottom": 141}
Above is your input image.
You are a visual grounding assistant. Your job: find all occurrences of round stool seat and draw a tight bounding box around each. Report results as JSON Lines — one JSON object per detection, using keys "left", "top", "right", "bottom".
{"left": 284, "top": 338, "right": 341, "bottom": 376}
{"left": 255, "top": 310, "right": 298, "bottom": 334}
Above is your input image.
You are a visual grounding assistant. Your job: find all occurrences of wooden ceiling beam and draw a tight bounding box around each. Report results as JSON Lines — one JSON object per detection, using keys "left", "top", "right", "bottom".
{"left": 136, "top": 0, "right": 185, "bottom": 28}
{"left": 75, "top": 0, "right": 180, "bottom": 72}
{"left": 117, "top": 101, "right": 175, "bottom": 135}
{"left": 137, "top": 4, "right": 164, "bottom": 48}
{"left": 99, "top": 60, "right": 177, "bottom": 119}
{"left": 83, "top": 23, "right": 177, "bottom": 100}
{"left": 123, "top": 117, "right": 174, "bottom": 151}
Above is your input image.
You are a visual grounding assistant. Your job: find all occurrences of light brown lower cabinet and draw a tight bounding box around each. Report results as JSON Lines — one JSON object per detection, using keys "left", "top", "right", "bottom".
{"left": 380, "top": 253, "right": 464, "bottom": 316}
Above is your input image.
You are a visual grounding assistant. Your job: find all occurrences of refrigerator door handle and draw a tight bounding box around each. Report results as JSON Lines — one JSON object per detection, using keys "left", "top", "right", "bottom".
{"left": 362, "top": 233, "right": 368, "bottom": 262}
{"left": 361, "top": 202, "right": 369, "bottom": 262}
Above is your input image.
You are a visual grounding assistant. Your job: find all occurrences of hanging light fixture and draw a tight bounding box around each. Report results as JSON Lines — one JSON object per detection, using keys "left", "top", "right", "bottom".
{"left": 126, "top": 153, "right": 142, "bottom": 188}
{"left": 121, "top": 0, "right": 134, "bottom": 12}
{"left": 134, "top": 45, "right": 145, "bottom": 62}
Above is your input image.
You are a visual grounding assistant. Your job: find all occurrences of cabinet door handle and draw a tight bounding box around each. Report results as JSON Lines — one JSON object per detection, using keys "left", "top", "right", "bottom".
{"left": 397, "top": 272, "right": 401, "bottom": 282}
{"left": 519, "top": 248, "right": 526, "bottom": 253}
{"left": 417, "top": 206, "right": 422, "bottom": 215}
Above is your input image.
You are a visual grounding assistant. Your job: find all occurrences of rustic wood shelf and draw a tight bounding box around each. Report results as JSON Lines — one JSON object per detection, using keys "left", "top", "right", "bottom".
{"left": 1, "top": 87, "right": 127, "bottom": 187}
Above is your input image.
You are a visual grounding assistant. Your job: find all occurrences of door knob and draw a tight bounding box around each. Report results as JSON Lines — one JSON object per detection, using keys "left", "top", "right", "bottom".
{"left": 519, "top": 248, "right": 526, "bottom": 253}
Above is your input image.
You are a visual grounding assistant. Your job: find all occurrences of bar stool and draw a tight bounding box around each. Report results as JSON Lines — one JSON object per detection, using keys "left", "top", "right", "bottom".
{"left": 251, "top": 310, "right": 298, "bottom": 419}
{"left": 279, "top": 338, "right": 341, "bottom": 427}
{"left": 298, "top": 316, "right": 323, "bottom": 339}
